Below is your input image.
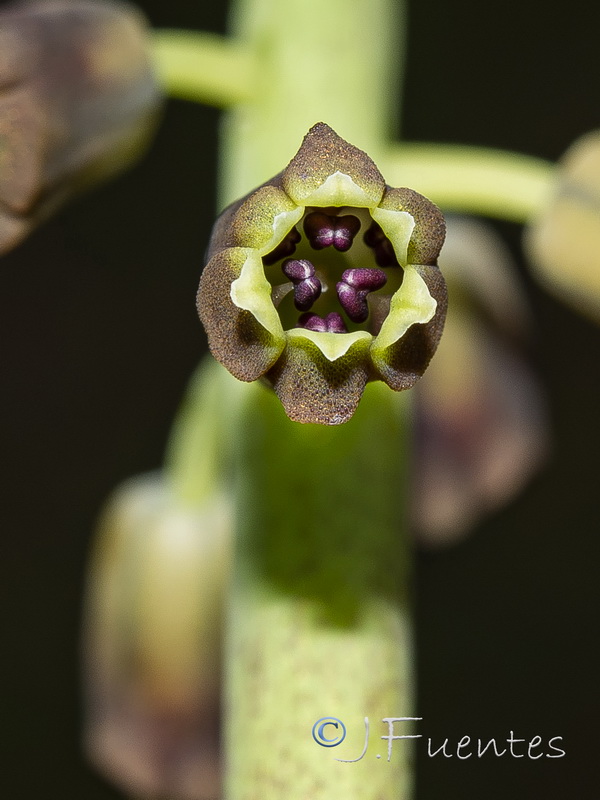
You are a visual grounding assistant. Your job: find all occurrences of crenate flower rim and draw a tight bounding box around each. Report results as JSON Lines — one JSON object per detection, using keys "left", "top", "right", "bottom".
{"left": 228, "top": 185, "right": 436, "bottom": 363}
{"left": 197, "top": 123, "right": 447, "bottom": 424}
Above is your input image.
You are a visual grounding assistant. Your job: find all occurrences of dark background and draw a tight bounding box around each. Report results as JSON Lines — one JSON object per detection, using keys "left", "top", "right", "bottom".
{"left": 1, "top": 1, "right": 599, "bottom": 798}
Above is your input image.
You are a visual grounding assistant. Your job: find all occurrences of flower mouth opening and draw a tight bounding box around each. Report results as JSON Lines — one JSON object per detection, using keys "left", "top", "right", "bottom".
{"left": 262, "top": 206, "right": 405, "bottom": 337}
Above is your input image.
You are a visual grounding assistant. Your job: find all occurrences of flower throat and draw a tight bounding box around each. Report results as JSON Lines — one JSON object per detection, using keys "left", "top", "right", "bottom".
{"left": 263, "top": 207, "right": 405, "bottom": 336}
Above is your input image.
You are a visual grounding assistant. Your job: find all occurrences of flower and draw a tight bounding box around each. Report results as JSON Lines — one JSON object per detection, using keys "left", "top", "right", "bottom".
{"left": 0, "top": 0, "right": 161, "bottom": 255}
{"left": 197, "top": 123, "right": 447, "bottom": 425}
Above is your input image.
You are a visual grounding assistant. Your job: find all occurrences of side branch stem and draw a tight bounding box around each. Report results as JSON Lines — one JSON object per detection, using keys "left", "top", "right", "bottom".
{"left": 152, "top": 30, "right": 257, "bottom": 107}
{"left": 383, "top": 143, "right": 556, "bottom": 222}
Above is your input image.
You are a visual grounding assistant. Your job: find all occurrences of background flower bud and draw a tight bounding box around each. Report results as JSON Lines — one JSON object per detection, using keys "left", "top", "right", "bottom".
{"left": 83, "top": 473, "right": 230, "bottom": 800}
{"left": 525, "top": 130, "right": 600, "bottom": 321}
{"left": 414, "top": 218, "right": 548, "bottom": 546}
{"left": 0, "top": 0, "right": 162, "bottom": 254}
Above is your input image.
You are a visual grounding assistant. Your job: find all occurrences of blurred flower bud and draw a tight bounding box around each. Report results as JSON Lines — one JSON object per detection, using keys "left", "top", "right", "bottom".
{"left": 414, "top": 218, "right": 548, "bottom": 546}
{"left": 0, "top": 0, "right": 162, "bottom": 254}
{"left": 83, "top": 473, "right": 230, "bottom": 800}
{"left": 197, "top": 122, "right": 447, "bottom": 425}
{"left": 525, "top": 130, "right": 600, "bottom": 321}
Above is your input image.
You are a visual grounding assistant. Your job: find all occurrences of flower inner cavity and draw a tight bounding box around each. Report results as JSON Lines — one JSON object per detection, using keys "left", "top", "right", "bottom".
{"left": 264, "top": 207, "right": 404, "bottom": 335}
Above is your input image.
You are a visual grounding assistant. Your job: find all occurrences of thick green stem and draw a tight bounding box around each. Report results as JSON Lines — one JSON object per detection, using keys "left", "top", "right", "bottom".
{"left": 215, "top": 1, "right": 416, "bottom": 797}
{"left": 220, "top": 0, "right": 405, "bottom": 206}
{"left": 227, "top": 381, "right": 414, "bottom": 799}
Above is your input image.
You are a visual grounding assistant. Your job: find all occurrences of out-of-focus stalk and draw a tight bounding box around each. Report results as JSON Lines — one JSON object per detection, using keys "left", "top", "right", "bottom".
{"left": 152, "top": 30, "right": 256, "bottom": 107}
{"left": 226, "top": 381, "right": 414, "bottom": 799}
{"left": 217, "top": 1, "right": 417, "bottom": 797}
{"left": 221, "top": 0, "right": 404, "bottom": 206}
{"left": 383, "top": 143, "right": 555, "bottom": 222}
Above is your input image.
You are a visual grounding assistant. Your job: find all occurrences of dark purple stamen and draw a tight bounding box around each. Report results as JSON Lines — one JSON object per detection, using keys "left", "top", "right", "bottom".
{"left": 298, "top": 312, "right": 348, "bottom": 333}
{"left": 282, "top": 258, "right": 313, "bottom": 281}
{"left": 263, "top": 227, "right": 301, "bottom": 265}
{"left": 323, "top": 312, "right": 348, "bottom": 333}
{"left": 297, "top": 312, "right": 327, "bottom": 332}
{"left": 303, "top": 212, "right": 361, "bottom": 252}
{"left": 336, "top": 268, "right": 387, "bottom": 323}
{"left": 363, "top": 222, "right": 399, "bottom": 267}
{"left": 293, "top": 276, "right": 322, "bottom": 311}
{"left": 282, "top": 258, "right": 322, "bottom": 311}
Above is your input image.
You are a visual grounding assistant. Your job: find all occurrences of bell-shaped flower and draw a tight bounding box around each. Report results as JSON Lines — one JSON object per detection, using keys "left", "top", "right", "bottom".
{"left": 0, "top": 0, "right": 161, "bottom": 254}
{"left": 197, "top": 123, "right": 448, "bottom": 425}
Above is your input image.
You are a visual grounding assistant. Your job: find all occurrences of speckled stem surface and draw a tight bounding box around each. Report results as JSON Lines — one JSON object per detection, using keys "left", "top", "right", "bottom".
{"left": 226, "top": 380, "right": 414, "bottom": 799}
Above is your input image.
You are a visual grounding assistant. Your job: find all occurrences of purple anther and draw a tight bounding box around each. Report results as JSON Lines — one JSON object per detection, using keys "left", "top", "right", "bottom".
{"left": 363, "top": 222, "right": 399, "bottom": 267}
{"left": 293, "top": 275, "right": 322, "bottom": 311}
{"left": 263, "top": 227, "right": 302, "bottom": 265}
{"left": 336, "top": 267, "right": 387, "bottom": 323}
{"left": 298, "top": 312, "right": 348, "bottom": 333}
{"left": 341, "top": 268, "right": 388, "bottom": 291}
{"left": 323, "top": 312, "right": 348, "bottom": 333}
{"left": 282, "top": 258, "right": 322, "bottom": 311}
{"left": 297, "top": 312, "right": 328, "bottom": 332}
{"left": 282, "top": 258, "right": 315, "bottom": 281}
{"left": 303, "top": 212, "right": 361, "bottom": 252}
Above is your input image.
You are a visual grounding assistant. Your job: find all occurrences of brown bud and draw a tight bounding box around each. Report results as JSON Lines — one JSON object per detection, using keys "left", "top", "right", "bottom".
{"left": 0, "top": 0, "right": 162, "bottom": 254}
